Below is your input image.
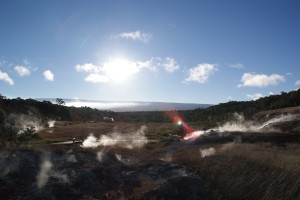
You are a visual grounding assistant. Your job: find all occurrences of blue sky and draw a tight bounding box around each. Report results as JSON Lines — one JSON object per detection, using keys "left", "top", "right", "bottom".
{"left": 0, "top": 0, "right": 299, "bottom": 104}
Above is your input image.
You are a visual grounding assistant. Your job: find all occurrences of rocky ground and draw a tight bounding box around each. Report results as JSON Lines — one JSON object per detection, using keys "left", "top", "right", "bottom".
{"left": 0, "top": 144, "right": 209, "bottom": 200}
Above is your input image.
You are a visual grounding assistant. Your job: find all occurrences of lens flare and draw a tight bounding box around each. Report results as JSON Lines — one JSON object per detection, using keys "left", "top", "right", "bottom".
{"left": 165, "top": 111, "right": 199, "bottom": 140}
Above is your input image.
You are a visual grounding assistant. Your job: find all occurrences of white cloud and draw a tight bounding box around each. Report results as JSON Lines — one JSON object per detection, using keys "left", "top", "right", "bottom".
{"left": 163, "top": 57, "right": 180, "bottom": 73}
{"left": 137, "top": 57, "right": 161, "bottom": 72}
{"left": 23, "top": 59, "right": 30, "bottom": 66}
{"left": 75, "top": 63, "right": 101, "bottom": 73}
{"left": 75, "top": 57, "right": 181, "bottom": 83}
{"left": 14, "top": 65, "right": 30, "bottom": 77}
{"left": 185, "top": 63, "right": 217, "bottom": 83}
{"left": 0, "top": 59, "right": 6, "bottom": 66}
{"left": 229, "top": 63, "right": 244, "bottom": 69}
{"left": 227, "top": 96, "right": 233, "bottom": 101}
{"left": 295, "top": 80, "right": 300, "bottom": 86}
{"left": 238, "top": 73, "right": 285, "bottom": 88}
{"left": 247, "top": 93, "right": 264, "bottom": 100}
{"left": 43, "top": 70, "right": 54, "bottom": 81}
{"left": 85, "top": 74, "right": 109, "bottom": 83}
{"left": 136, "top": 57, "right": 180, "bottom": 73}
{"left": 0, "top": 70, "right": 14, "bottom": 85}
{"left": 115, "top": 31, "right": 152, "bottom": 43}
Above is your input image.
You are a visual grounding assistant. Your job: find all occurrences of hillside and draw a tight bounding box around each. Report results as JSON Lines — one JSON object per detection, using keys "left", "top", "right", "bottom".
{"left": 1, "top": 89, "right": 300, "bottom": 126}
{"left": 118, "top": 89, "right": 300, "bottom": 126}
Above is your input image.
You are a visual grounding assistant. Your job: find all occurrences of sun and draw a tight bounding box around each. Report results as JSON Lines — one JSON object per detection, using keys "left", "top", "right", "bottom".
{"left": 102, "top": 58, "right": 139, "bottom": 82}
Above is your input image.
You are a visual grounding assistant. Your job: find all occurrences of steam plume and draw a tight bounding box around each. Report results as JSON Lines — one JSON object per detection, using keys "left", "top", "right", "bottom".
{"left": 81, "top": 125, "right": 148, "bottom": 149}
{"left": 36, "top": 156, "right": 68, "bottom": 188}
{"left": 36, "top": 159, "right": 52, "bottom": 188}
{"left": 216, "top": 113, "right": 299, "bottom": 133}
{"left": 96, "top": 151, "right": 104, "bottom": 162}
{"left": 67, "top": 154, "right": 77, "bottom": 163}
{"left": 48, "top": 120, "right": 56, "bottom": 128}
{"left": 5, "top": 113, "right": 44, "bottom": 134}
{"left": 200, "top": 147, "right": 216, "bottom": 158}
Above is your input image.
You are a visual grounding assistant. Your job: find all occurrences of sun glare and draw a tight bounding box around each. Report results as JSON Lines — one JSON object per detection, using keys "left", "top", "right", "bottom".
{"left": 103, "top": 58, "right": 139, "bottom": 82}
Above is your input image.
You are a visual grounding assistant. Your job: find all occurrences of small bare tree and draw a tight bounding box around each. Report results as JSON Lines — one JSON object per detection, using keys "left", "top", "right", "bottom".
{"left": 56, "top": 98, "right": 65, "bottom": 106}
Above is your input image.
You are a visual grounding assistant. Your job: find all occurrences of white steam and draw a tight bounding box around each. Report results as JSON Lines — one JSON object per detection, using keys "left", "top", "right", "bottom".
{"left": 115, "top": 154, "right": 122, "bottom": 161}
{"left": 48, "top": 120, "right": 56, "bottom": 128}
{"left": 183, "top": 113, "right": 299, "bottom": 142}
{"left": 36, "top": 157, "right": 68, "bottom": 188}
{"left": 5, "top": 113, "right": 44, "bottom": 134}
{"left": 214, "top": 113, "right": 299, "bottom": 133}
{"left": 159, "top": 154, "right": 173, "bottom": 162}
{"left": 200, "top": 147, "right": 216, "bottom": 158}
{"left": 82, "top": 134, "right": 99, "bottom": 148}
{"left": 96, "top": 151, "right": 105, "bottom": 162}
{"left": 81, "top": 125, "right": 148, "bottom": 149}
{"left": 66, "top": 150, "right": 77, "bottom": 163}
{"left": 36, "top": 159, "right": 52, "bottom": 188}
{"left": 67, "top": 154, "right": 77, "bottom": 163}
{"left": 258, "top": 114, "right": 297, "bottom": 130}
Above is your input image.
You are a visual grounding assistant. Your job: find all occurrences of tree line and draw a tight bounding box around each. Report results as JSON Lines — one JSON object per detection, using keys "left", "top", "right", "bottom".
{"left": 0, "top": 89, "right": 299, "bottom": 146}
{"left": 118, "top": 89, "right": 300, "bottom": 128}
{"left": 0, "top": 97, "right": 116, "bottom": 147}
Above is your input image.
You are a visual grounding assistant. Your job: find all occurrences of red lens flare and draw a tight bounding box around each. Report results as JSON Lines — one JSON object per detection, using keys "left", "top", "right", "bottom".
{"left": 165, "top": 111, "right": 202, "bottom": 140}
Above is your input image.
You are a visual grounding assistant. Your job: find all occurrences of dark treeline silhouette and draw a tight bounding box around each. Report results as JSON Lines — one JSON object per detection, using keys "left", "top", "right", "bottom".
{"left": 0, "top": 89, "right": 299, "bottom": 127}
{"left": 0, "top": 97, "right": 117, "bottom": 147}
{"left": 118, "top": 89, "right": 300, "bottom": 128}
{"left": 0, "top": 97, "right": 116, "bottom": 123}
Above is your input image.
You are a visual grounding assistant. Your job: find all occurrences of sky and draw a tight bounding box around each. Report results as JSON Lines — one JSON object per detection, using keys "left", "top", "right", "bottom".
{"left": 0, "top": 0, "right": 299, "bottom": 104}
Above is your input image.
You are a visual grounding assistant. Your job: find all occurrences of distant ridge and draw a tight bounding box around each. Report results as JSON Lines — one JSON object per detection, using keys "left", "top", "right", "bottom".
{"left": 35, "top": 98, "right": 211, "bottom": 112}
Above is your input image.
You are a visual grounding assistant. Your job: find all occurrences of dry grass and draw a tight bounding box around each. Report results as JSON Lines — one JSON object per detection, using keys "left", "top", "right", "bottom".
{"left": 172, "top": 143, "right": 300, "bottom": 200}
{"left": 33, "top": 121, "right": 300, "bottom": 199}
